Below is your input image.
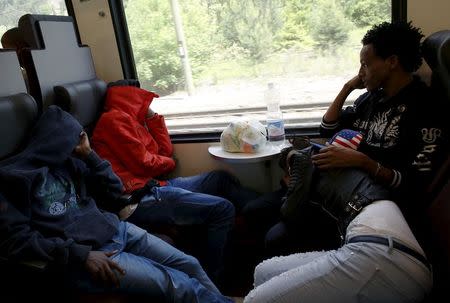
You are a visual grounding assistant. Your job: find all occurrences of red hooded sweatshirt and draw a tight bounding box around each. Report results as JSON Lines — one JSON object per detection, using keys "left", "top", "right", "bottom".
{"left": 92, "top": 86, "right": 175, "bottom": 193}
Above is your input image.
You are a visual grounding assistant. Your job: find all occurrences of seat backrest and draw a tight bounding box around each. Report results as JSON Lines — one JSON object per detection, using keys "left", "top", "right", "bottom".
{"left": 427, "top": 176, "right": 450, "bottom": 296}
{"left": 422, "top": 30, "right": 450, "bottom": 199}
{"left": 422, "top": 30, "right": 450, "bottom": 103}
{"left": 17, "top": 14, "right": 72, "bottom": 50}
{"left": 15, "top": 14, "right": 97, "bottom": 112}
{"left": 54, "top": 78, "right": 107, "bottom": 135}
{"left": 0, "top": 50, "right": 27, "bottom": 96}
{"left": 422, "top": 30, "right": 450, "bottom": 299}
{"left": 0, "top": 27, "right": 29, "bottom": 55}
{"left": 0, "top": 50, "right": 38, "bottom": 159}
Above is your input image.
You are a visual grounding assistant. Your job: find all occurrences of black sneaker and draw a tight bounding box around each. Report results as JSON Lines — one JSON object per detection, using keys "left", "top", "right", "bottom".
{"left": 278, "top": 136, "right": 311, "bottom": 172}
{"left": 280, "top": 150, "right": 314, "bottom": 219}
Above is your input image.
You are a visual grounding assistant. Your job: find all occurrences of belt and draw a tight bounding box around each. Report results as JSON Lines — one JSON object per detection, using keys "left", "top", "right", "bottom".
{"left": 348, "top": 235, "right": 431, "bottom": 271}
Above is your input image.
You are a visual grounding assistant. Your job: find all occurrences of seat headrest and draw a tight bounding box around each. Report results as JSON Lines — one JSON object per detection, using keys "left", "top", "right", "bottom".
{"left": 1, "top": 27, "right": 29, "bottom": 50}
{"left": 423, "top": 30, "right": 450, "bottom": 69}
{"left": 422, "top": 30, "right": 450, "bottom": 102}
{"left": 54, "top": 78, "right": 107, "bottom": 134}
{"left": 18, "top": 14, "right": 76, "bottom": 49}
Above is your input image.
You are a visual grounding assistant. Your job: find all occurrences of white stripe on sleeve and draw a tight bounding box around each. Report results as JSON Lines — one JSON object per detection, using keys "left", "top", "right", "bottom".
{"left": 390, "top": 169, "right": 402, "bottom": 188}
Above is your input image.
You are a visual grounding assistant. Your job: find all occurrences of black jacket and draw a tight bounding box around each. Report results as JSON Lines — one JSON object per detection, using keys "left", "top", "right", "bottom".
{"left": 281, "top": 147, "right": 390, "bottom": 236}
{"left": 321, "top": 77, "right": 448, "bottom": 208}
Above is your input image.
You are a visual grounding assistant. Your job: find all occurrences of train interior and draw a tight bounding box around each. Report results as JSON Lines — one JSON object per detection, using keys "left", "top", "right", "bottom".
{"left": 0, "top": 1, "right": 449, "bottom": 302}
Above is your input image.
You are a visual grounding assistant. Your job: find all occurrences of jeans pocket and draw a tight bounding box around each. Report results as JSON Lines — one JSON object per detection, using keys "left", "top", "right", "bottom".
{"left": 64, "top": 208, "right": 116, "bottom": 247}
{"left": 140, "top": 188, "right": 159, "bottom": 204}
{"left": 151, "top": 186, "right": 161, "bottom": 201}
{"left": 357, "top": 266, "right": 411, "bottom": 303}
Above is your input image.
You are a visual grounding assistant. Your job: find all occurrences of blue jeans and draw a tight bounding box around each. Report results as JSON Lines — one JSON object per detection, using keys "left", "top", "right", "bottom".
{"left": 72, "top": 222, "right": 233, "bottom": 302}
{"left": 128, "top": 170, "right": 253, "bottom": 281}
{"left": 167, "top": 170, "right": 259, "bottom": 211}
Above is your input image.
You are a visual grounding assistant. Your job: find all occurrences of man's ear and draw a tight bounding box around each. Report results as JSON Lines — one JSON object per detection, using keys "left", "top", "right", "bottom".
{"left": 387, "top": 54, "right": 400, "bottom": 70}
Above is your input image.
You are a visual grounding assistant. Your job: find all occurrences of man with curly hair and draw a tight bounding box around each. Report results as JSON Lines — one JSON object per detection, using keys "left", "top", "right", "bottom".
{"left": 265, "top": 21, "right": 448, "bottom": 256}
{"left": 317, "top": 21, "right": 447, "bottom": 232}
{"left": 246, "top": 22, "right": 446, "bottom": 302}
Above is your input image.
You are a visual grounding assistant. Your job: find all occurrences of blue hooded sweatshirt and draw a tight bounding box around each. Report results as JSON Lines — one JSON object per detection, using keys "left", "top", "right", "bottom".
{"left": 0, "top": 106, "right": 123, "bottom": 266}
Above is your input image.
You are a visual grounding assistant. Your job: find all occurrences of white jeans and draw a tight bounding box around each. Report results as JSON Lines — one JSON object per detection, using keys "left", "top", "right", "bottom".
{"left": 244, "top": 241, "right": 432, "bottom": 303}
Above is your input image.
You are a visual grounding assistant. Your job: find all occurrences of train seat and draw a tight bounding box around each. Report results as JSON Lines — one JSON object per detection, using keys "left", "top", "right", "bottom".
{"left": 7, "top": 14, "right": 98, "bottom": 113}
{"left": 0, "top": 50, "right": 55, "bottom": 302}
{"left": 0, "top": 50, "right": 39, "bottom": 159}
{"left": 0, "top": 50, "right": 137, "bottom": 303}
{"left": 10, "top": 14, "right": 181, "bottom": 247}
{"left": 421, "top": 29, "right": 450, "bottom": 302}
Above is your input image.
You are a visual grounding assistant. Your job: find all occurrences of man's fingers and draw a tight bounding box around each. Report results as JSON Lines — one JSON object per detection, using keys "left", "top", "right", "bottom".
{"left": 109, "top": 259, "right": 126, "bottom": 275}
{"left": 98, "top": 267, "right": 109, "bottom": 285}
{"left": 104, "top": 250, "right": 126, "bottom": 276}
{"left": 104, "top": 250, "right": 118, "bottom": 257}
{"left": 312, "top": 157, "right": 331, "bottom": 168}
{"left": 105, "top": 249, "right": 125, "bottom": 275}
{"left": 104, "top": 263, "right": 121, "bottom": 287}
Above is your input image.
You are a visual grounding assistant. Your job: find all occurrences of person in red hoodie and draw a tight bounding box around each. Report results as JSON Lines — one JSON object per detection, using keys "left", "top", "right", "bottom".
{"left": 91, "top": 80, "right": 259, "bottom": 283}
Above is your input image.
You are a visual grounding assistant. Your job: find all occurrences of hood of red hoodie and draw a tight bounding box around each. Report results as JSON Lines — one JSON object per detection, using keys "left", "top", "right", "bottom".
{"left": 104, "top": 86, "right": 159, "bottom": 123}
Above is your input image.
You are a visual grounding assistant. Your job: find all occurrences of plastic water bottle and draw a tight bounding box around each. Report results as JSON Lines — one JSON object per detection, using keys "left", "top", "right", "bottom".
{"left": 264, "top": 82, "right": 285, "bottom": 147}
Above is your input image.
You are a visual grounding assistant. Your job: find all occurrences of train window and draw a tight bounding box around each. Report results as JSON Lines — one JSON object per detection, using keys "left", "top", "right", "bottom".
{"left": 0, "top": 0, "right": 67, "bottom": 40}
{"left": 123, "top": 0, "right": 391, "bottom": 135}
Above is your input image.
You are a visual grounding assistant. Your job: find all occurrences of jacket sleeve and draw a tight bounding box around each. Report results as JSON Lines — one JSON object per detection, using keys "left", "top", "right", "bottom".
{"left": 80, "top": 151, "right": 128, "bottom": 212}
{"left": 145, "top": 114, "right": 173, "bottom": 157}
{"left": 395, "top": 106, "right": 449, "bottom": 198}
{"left": 100, "top": 114, "right": 176, "bottom": 178}
{"left": 0, "top": 193, "right": 91, "bottom": 267}
{"left": 319, "top": 93, "right": 369, "bottom": 138}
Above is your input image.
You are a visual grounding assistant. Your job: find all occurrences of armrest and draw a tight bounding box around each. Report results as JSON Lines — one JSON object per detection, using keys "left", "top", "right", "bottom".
{"left": 117, "top": 193, "right": 143, "bottom": 208}
{"left": 118, "top": 203, "right": 139, "bottom": 221}
{"left": 0, "top": 255, "right": 48, "bottom": 272}
{"left": 19, "top": 259, "right": 48, "bottom": 271}
{"left": 116, "top": 193, "right": 142, "bottom": 221}
{"left": 97, "top": 193, "right": 137, "bottom": 214}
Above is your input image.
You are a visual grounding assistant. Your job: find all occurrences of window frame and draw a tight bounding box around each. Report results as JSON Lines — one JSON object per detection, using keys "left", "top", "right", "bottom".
{"left": 73, "top": 0, "right": 407, "bottom": 143}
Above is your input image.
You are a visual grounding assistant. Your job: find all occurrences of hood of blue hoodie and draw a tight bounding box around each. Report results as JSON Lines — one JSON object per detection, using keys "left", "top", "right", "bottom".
{"left": 0, "top": 105, "right": 84, "bottom": 210}
{"left": 0, "top": 106, "right": 119, "bottom": 253}
{"left": 0, "top": 105, "right": 83, "bottom": 169}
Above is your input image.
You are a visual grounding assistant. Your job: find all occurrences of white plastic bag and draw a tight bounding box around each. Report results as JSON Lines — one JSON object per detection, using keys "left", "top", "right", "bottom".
{"left": 220, "top": 120, "right": 267, "bottom": 153}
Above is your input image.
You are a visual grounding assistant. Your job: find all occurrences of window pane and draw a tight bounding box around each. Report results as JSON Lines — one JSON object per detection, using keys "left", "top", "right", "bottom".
{"left": 0, "top": 0, "right": 67, "bottom": 39}
{"left": 124, "top": 0, "right": 391, "bottom": 134}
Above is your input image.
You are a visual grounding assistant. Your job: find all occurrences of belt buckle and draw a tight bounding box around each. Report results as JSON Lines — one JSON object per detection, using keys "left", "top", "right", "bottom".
{"left": 348, "top": 200, "right": 362, "bottom": 212}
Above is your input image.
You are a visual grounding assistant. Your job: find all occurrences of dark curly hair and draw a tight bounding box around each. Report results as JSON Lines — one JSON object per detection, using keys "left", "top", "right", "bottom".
{"left": 362, "top": 21, "right": 424, "bottom": 73}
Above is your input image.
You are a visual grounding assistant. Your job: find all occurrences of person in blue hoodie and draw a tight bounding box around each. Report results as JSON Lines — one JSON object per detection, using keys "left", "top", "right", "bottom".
{"left": 0, "top": 105, "right": 233, "bottom": 302}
